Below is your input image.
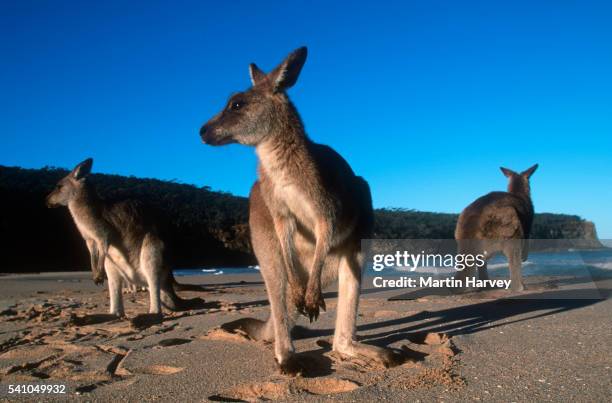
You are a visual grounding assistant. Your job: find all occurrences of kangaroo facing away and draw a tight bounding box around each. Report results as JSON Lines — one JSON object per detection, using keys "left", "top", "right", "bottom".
{"left": 200, "top": 47, "right": 401, "bottom": 374}
{"left": 454, "top": 164, "right": 538, "bottom": 291}
{"left": 46, "top": 158, "right": 202, "bottom": 327}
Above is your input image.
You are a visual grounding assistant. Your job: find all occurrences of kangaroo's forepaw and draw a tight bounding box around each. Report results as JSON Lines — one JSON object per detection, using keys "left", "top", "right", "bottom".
{"left": 93, "top": 275, "right": 105, "bottom": 285}
{"left": 293, "top": 298, "right": 306, "bottom": 316}
{"left": 276, "top": 354, "right": 304, "bottom": 377}
{"left": 304, "top": 287, "right": 325, "bottom": 323}
{"left": 291, "top": 291, "right": 306, "bottom": 316}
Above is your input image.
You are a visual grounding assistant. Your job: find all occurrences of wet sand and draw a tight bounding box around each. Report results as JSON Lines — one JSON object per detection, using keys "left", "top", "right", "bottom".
{"left": 0, "top": 272, "right": 610, "bottom": 401}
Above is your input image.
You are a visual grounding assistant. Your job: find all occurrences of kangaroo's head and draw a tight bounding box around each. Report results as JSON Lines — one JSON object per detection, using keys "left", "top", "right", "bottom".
{"left": 200, "top": 46, "right": 308, "bottom": 146}
{"left": 500, "top": 164, "right": 538, "bottom": 197}
{"left": 46, "top": 158, "right": 93, "bottom": 208}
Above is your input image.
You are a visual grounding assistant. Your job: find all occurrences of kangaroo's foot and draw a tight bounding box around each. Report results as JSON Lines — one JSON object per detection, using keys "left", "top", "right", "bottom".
{"left": 304, "top": 283, "right": 326, "bottom": 322}
{"left": 511, "top": 281, "right": 525, "bottom": 292}
{"left": 334, "top": 340, "right": 404, "bottom": 369}
{"left": 109, "top": 308, "right": 125, "bottom": 318}
{"left": 276, "top": 353, "right": 307, "bottom": 376}
{"left": 130, "top": 313, "right": 163, "bottom": 330}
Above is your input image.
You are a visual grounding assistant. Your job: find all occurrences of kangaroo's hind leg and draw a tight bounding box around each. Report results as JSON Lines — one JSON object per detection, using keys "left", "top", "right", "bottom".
{"left": 248, "top": 184, "right": 296, "bottom": 372}
{"left": 507, "top": 244, "right": 525, "bottom": 292}
{"left": 258, "top": 243, "right": 297, "bottom": 374}
{"left": 131, "top": 234, "right": 164, "bottom": 328}
{"left": 332, "top": 251, "right": 403, "bottom": 367}
{"left": 453, "top": 240, "right": 478, "bottom": 292}
{"left": 478, "top": 260, "right": 489, "bottom": 281}
{"left": 106, "top": 263, "right": 125, "bottom": 317}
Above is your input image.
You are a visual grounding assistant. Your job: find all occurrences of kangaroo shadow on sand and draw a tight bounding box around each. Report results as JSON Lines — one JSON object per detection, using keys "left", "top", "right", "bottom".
{"left": 294, "top": 285, "right": 608, "bottom": 349}
{"left": 218, "top": 277, "right": 610, "bottom": 378}
{"left": 361, "top": 290, "right": 607, "bottom": 348}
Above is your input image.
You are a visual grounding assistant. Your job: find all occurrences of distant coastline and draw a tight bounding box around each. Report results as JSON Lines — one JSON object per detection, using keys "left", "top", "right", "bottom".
{"left": 0, "top": 164, "right": 603, "bottom": 273}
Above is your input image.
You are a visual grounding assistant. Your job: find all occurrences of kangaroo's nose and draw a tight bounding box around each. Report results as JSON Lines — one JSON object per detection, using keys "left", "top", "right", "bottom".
{"left": 199, "top": 124, "right": 208, "bottom": 141}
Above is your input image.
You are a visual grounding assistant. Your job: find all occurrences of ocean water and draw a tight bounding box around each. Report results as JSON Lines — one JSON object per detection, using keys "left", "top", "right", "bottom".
{"left": 174, "top": 249, "right": 612, "bottom": 278}
{"left": 174, "top": 265, "right": 260, "bottom": 277}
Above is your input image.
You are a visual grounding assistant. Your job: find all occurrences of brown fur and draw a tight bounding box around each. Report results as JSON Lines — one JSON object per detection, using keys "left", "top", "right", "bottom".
{"left": 455, "top": 164, "right": 538, "bottom": 291}
{"left": 46, "top": 158, "right": 200, "bottom": 320}
{"left": 201, "top": 47, "right": 401, "bottom": 373}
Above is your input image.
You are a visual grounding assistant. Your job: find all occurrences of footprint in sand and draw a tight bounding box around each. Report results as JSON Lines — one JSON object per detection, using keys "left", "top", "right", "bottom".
{"left": 200, "top": 327, "right": 253, "bottom": 343}
{"left": 131, "top": 365, "right": 184, "bottom": 375}
{"left": 210, "top": 377, "right": 360, "bottom": 401}
{"left": 69, "top": 313, "right": 120, "bottom": 326}
{"left": 157, "top": 338, "right": 192, "bottom": 347}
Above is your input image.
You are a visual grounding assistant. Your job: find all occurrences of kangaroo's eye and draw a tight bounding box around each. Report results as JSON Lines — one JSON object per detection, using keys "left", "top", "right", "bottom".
{"left": 230, "top": 100, "right": 244, "bottom": 111}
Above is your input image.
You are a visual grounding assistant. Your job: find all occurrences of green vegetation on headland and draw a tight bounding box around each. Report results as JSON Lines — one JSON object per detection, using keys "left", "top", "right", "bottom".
{"left": 0, "top": 165, "right": 603, "bottom": 272}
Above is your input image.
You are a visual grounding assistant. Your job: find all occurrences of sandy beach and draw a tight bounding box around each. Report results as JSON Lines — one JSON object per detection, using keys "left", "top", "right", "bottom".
{"left": 0, "top": 272, "right": 610, "bottom": 402}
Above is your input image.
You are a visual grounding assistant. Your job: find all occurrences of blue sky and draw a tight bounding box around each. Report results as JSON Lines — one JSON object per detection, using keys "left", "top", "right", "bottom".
{"left": 1, "top": 1, "right": 611, "bottom": 236}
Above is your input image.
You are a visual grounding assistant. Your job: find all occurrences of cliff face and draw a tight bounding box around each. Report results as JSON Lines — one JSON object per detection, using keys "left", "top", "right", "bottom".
{"left": 582, "top": 221, "right": 600, "bottom": 241}
{"left": 531, "top": 214, "right": 603, "bottom": 249}
{"left": 0, "top": 165, "right": 604, "bottom": 272}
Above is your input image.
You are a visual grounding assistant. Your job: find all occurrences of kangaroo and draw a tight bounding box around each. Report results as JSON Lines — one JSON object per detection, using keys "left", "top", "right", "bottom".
{"left": 46, "top": 158, "right": 202, "bottom": 327}
{"left": 200, "top": 47, "right": 401, "bottom": 374}
{"left": 454, "top": 164, "right": 538, "bottom": 291}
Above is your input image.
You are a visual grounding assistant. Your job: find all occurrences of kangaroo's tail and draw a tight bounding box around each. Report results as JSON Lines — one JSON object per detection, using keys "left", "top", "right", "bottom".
{"left": 220, "top": 317, "right": 274, "bottom": 342}
{"left": 171, "top": 275, "right": 210, "bottom": 292}
{"left": 160, "top": 270, "right": 205, "bottom": 311}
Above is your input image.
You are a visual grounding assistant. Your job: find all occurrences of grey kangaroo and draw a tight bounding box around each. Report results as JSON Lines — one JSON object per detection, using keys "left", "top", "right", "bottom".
{"left": 200, "top": 47, "right": 401, "bottom": 374}
{"left": 46, "top": 158, "right": 201, "bottom": 327}
{"left": 454, "top": 164, "right": 538, "bottom": 291}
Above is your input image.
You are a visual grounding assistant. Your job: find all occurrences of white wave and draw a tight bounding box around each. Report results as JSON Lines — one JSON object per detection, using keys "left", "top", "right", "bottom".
{"left": 248, "top": 265, "right": 260, "bottom": 270}
{"left": 590, "top": 261, "right": 612, "bottom": 270}
{"left": 214, "top": 270, "right": 224, "bottom": 275}
{"left": 201, "top": 269, "right": 217, "bottom": 273}
{"left": 488, "top": 260, "right": 536, "bottom": 270}
{"left": 487, "top": 262, "right": 509, "bottom": 270}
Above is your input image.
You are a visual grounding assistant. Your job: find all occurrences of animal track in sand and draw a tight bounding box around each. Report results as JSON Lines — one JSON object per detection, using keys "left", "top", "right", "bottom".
{"left": 424, "top": 332, "right": 449, "bottom": 345}
{"left": 206, "top": 331, "right": 463, "bottom": 400}
{"left": 210, "top": 377, "right": 360, "bottom": 401}
{"left": 130, "top": 365, "right": 184, "bottom": 375}
{"left": 373, "top": 309, "right": 401, "bottom": 318}
{"left": 200, "top": 327, "right": 253, "bottom": 343}
{"left": 0, "top": 295, "right": 204, "bottom": 393}
{"left": 156, "top": 338, "right": 192, "bottom": 347}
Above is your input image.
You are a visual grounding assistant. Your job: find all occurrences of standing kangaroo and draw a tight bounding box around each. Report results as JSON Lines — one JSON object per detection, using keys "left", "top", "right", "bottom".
{"left": 454, "top": 164, "right": 538, "bottom": 291}
{"left": 200, "top": 47, "right": 401, "bottom": 373}
{"left": 46, "top": 158, "right": 201, "bottom": 327}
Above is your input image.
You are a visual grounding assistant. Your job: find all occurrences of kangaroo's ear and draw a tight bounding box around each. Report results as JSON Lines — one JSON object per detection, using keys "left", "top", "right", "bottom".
{"left": 268, "top": 46, "right": 307, "bottom": 93}
{"left": 522, "top": 163, "right": 539, "bottom": 178}
{"left": 500, "top": 167, "right": 516, "bottom": 178}
{"left": 72, "top": 158, "right": 93, "bottom": 180}
{"left": 249, "top": 63, "right": 266, "bottom": 86}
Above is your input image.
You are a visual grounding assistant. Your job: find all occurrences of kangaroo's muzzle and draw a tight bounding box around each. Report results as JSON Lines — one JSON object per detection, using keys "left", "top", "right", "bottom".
{"left": 199, "top": 124, "right": 208, "bottom": 141}
{"left": 200, "top": 124, "right": 233, "bottom": 146}
{"left": 46, "top": 197, "right": 59, "bottom": 208}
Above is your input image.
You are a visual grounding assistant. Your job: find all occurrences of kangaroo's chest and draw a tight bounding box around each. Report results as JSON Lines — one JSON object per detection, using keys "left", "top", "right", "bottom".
{"left": 71, "top": 213, "right": 101, "bottom": 243}
{"left": 267, "top": 174, "right": 317, "bottom": 228}
{"left": 257, "top": 145, "right": 320, "bottom": 228}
